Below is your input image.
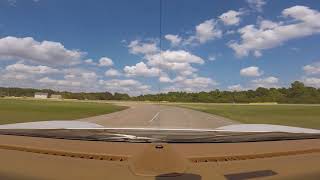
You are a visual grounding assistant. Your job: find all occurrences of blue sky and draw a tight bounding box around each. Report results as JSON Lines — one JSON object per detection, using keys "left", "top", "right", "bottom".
{"left": 0, "top": 0, "right": 320, "bottom": 95}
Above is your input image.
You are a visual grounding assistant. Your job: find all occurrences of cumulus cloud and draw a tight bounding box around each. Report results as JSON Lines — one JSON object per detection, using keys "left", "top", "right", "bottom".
{"left": 124, "top": 62, "right": 160, "bottom": 77}
{"left": 193, "top": 19, "right": 222, "bottom": 44}
{"left": 162, "top": 76, "right": 217, "bottom": 92}
{"left": 81, "top": 72, "right": 98, "bottom": 80}
{"left": 181, "top": 77, "right": 215, "bottom": 89}
{"left": 125, "top": 39, "right": 211, "bottom": 89}
{"left": 208, "top": 55, "right": 216, "bottom": 61}
{"left": 301, "top": 62, "right": 320, "bottom": 88}
{"left": 128, "top": 40, "right": 158, "bottom": 55}
{"left": 99, "top": 79, "right": 151, "bottom": 95}
{"left": 228, "top": 84, "right": 244, "bottom": 91}
{"left": 146, "top": 50, "right": 204, "bottom": 76}
{"left": 179, "top": 19, "right": 222, "bottom": 46}
{"left": 0, "top": 69, "right": 40, "bottom": 89}
{"left": 251, "top": 76, "right": 279, "bottom": 88}
{"left": 84, "top": 59, "right": 96, "bottom": 65}
{"left": 0, "top": 63, "right": 61, "bottom": 88}
{"left": 5, "top": 63, "right": 59, "bottom": 74}
{"left": 166, "top": 17, "right": 224, "bottom": 46}
{"left": 240, "top": 66, "right": 263, "bottom": 77}
{"left": 105, "top": 69, "right": 121, "bottom": 77}
{"left": 159, "top": 73, "right": 174, "bottom": 83}
{"left": 38, "top": 77, "right": 81, "bottom": 87}
{"left": 246, "top": 0, "right": 266, "bottom": 12}
{"left": 61, "top": 69, "right": 98, "bottom": 85}
{"left": 229, "top": 6, "right": 320, "bottom": 57}
{"left": 165, "top": 34, "right": 182, "bottom": 46}
{"left": 35, "top": 68, "right": 101, "bottom": 92}
{"left": 303, "top": 77, "right": 320, "bottom": 88}
{"left": 1, "top": 70, "right": 32, "bottom": 81}
{"left": 303, "top": 62, "right": 320, "bottom": 75}
{"left": 150, "top": 50, "right": 204, "bottom": 64}
{"left": 7, "top": 0, "right": 17, "bottom": 6}
{"left": 98, "top": 57, "right": 113, "bottom": 67}
{"left": 219, "top": 10, "right": 243, "bottom": 26}
{"left": 0, "top": 36, "right": 84, "bottom": 65}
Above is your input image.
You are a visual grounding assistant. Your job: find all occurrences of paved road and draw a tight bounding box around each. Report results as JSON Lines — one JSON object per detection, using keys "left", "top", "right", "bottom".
{"left": 79, "top": 103, "right": 238, "bottom": 129}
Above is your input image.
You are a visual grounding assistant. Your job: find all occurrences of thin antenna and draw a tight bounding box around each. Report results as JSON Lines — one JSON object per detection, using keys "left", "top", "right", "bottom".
{"left": 158, "top": 0, "right": 162, "bottom": 102}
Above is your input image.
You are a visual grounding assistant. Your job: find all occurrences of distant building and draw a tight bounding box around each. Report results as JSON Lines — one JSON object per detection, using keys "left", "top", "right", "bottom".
{"left": 50, "top": 94, "right": 62, "bottom": 99}
{"left": 34, "top": 92, "right": 48, "bottom": 99}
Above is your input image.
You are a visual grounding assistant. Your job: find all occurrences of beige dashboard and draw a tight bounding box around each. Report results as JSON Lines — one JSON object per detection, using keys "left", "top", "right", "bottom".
{"left": 0, "top": 135, "right": 319, "bottom": 180}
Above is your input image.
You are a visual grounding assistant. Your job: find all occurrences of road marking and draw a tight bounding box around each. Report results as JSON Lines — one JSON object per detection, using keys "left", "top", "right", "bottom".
{"left": 149, "top": 112, "right": 160, "bottom": 123}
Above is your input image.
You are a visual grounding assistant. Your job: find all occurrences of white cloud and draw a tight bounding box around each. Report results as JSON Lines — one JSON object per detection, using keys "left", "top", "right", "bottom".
{"left": 253, "top": 50, "right": 262, "bottom": 57}
{"left": 84, "top": 59, "right": 96, "bottom": 65}
{"left": 38, "top": 77, "right": 81, "bottom": 87}
{"left": 81, "top": 72, "right": 98, "bottom": 80}
{"left": 251, "top": 76, "right": 279, "bottom": 88}
{"left": 105, "top": 69, "right": 121, "bottom": 77}
{"left": 5, "top": 63, "right": 59, "bottom": 74}
{"left": 162, "top": 76, "right": 217, "bottom": 92}
{"left": 228, "top": 84, "right": 244, "bottom": 91}
{"left": 246, "top": 0, "right": 266, "bottom": 12}
{"left": 0, "top": 69, "right": 40, "bottom": 89}
{"left": 124, "top": 62, "right": 160, "bottom": 77}
{"left": 128, "top": 40, "right": 158, "bottom": 55}
{"left": 208, "top": 55, "right": 216, "bottom": 61}
{"left": 100, "top": 79, "right": 139, "bottom": 87}
{"left": 240, "top": 66, "right": 263, "bottom": 77}
{"left": 99, "top": 79, "right": 151, "bottom": 95}
{"left": 146, "top": 50, "right": 204, "bottom": 76}
{"left": 303, "top": 62, "right": 320, "bottom": 75}
{"left": 165, "top": 18, "right": 223, "bottom": 46}
{"left": 98, "top": 57, "right": 113, "bottom": 67}
{"left": 303, "top": 77, "right": 320, "bottom": 88}
{"left": 35, "top": 68, "right": 101, "bottom": 92}
{"left": 7, "top": 0, "right": 17, "bottom": 6}
{"left": 258, "top": 20, "right": 279, "bottom": 30}
{"left": 0, "top": 36, "right": 84, "bottom": 65}
{"left": 229, "top": 6, "right": 320, "bottom": 57}
{"left": 147, "top": 50, "right": 204, "bottom": 64}
{"left": 159, "top": 73, "right": 174, "bottom": 83}
{"left": 61, "top": 69, "right": 99, "bottom": 88}
{"left": 301, "top": 62, "right": 320, "bottom": 88}
{"left": 226, "top": 30, "right": 236, "bottom": 35}
{"left": 194, "top": 19, "right": 222, "bottom": 44}
{"left": 1, "top": 71, "right": 30, "bottom": 81}
{"left": 165, "top": 34, "right": 182, "bottom": 46}
{"left": 0, "top": 63, "right": 61, "bottom": 88}
{"left": 181, "top": 77, "right": 215, "bottom": 89}
{"left": 219, "top": 10, "right": 242, "bottom": 26}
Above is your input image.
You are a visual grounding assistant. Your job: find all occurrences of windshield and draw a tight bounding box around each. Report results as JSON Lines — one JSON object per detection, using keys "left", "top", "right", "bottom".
{"left": 0, "top": 0, "right": 320, "bottom": 142}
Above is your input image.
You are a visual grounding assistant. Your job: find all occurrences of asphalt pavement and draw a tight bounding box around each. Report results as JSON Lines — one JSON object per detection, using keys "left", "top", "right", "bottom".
{"left": 79, "top": 103, "right": 238, "bottom": 129}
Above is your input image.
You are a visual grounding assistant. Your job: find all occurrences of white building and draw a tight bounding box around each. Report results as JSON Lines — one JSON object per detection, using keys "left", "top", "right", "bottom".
{"left": 34, "top": 92, "right": 48, "bottom": 99}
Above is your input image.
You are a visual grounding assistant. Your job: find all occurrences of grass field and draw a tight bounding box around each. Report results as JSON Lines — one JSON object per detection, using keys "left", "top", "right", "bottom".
{"left": 175, "top": 103, "right": 320, "bottom": 129}
{"left": 0, "top": 99, "right": 127, "bottom": 125}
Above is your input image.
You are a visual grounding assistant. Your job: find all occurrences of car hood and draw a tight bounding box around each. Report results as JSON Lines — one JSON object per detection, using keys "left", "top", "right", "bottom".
{"left": 0, "top": 121, "right": 319, "bottom": 134}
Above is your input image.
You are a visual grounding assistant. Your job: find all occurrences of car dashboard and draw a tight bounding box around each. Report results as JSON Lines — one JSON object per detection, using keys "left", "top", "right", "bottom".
{"left": 0, "top": 134, "right": 319, "bottom": 180}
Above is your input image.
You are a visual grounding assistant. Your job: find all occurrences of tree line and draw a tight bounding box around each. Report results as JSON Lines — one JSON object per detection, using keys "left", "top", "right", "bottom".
{"left": 1, "top": 81, "right": 320, "bottom": 103}
{"left": 0, "top": 87, "right": 131, "bottom": 100}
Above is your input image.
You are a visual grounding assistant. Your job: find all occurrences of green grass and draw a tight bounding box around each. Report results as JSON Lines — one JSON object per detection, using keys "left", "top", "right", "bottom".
{"left": 0, "top": 99, "right": 127, "bottom": 125}
{"left": 175, "top": 103, "right": 320, "bottom": 129}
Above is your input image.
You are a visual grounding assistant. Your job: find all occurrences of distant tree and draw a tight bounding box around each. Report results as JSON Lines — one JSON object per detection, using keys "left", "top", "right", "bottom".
{"left": 1, "top": 80, "right": 320, "bottom": 103}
